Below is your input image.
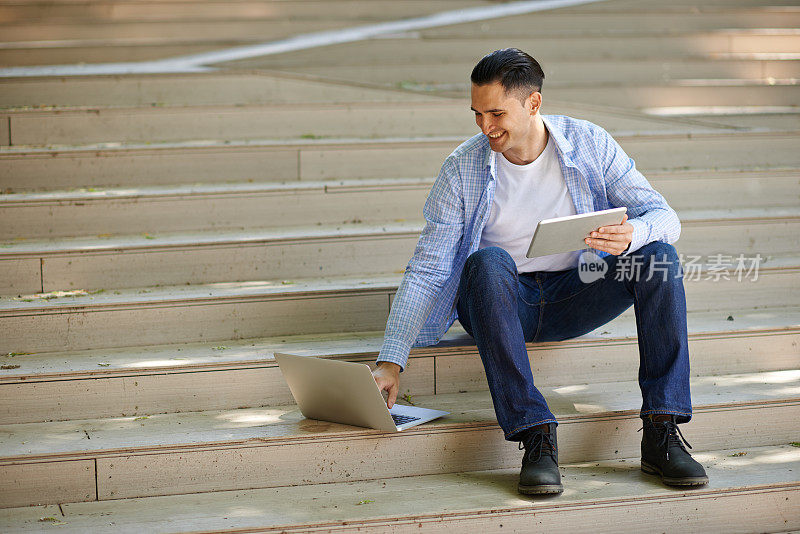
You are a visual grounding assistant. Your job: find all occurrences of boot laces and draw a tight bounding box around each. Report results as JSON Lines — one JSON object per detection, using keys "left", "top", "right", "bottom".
{"left": 518, "top": 428, "right": 557, "bottom": 464}
{"left": 639, "top": 419, "right": 693, "bottom": 461}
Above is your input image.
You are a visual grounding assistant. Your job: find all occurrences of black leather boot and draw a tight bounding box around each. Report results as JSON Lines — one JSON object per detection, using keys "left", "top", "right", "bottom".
{"left": 517, "top": 423, "right": 563, "bottom": 494}
{"left": 641, "top": 415, "right": 709, "bottom": 486}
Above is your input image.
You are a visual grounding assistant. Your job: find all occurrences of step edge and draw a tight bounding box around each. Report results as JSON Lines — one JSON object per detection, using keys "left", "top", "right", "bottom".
{"left": 214, "top": 481, "right": 800, "bottom": 533}
{"left": 3, "top": 265, "right": 798, "bottom": 313}
{"left": 1, "top": 326, "right": 797, "bottom": 384}
{"left": 2, "top": 130, "right": 798, "bottom": 156}
{"left": 2, "top": 397, "right": 799, "bottom": 465}
{"left": 3, "top": 211, "right": 800, "bottom": 256}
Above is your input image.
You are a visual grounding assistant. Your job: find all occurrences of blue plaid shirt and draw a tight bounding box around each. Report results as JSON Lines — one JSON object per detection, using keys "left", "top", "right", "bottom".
{"left": 377, "top": 114, "right": 680, "bottom": 371}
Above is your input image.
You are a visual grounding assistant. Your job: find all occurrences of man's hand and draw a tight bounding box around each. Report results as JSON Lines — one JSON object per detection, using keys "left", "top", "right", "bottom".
{"left": 372, "top": 361, "right": 401, "bottom": 408}
{"left": 584, "top": 213, "right": 634, "bottom": 256}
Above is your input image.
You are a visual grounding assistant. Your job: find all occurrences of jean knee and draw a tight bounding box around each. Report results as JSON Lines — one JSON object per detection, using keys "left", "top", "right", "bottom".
{"left": 460, "top": 247, "right": 517, "bottom": 294}
{"left": 634, "top": 241, "right": 682, "bottom": 282}
{"left": 639, "top": 241, "right": 679, "bottom": 261}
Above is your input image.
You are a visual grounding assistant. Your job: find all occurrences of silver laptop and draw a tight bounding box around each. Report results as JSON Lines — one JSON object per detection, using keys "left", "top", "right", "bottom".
{"left": 274, "top": 352, "right": 449, "bottom": 432}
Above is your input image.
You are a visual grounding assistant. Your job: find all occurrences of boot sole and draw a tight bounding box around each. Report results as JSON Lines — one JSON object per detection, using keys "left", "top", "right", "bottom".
{"left": 641, "top": 459, "right": 709, "bottom": 486}
{"left": 517, "top": 483, "right": 564, "bottom": 495}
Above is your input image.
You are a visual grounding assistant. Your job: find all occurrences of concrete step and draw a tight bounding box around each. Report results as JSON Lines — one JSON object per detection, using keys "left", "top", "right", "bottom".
{"left": 0, "top": 101, "right": 478, "bottom": 146}
{"left": 0, "top": 40, "right": 225, "bottom": 66}
{"left": 557, "top": 83, "right": 800, "bottom": 110}
{"left": 282, "top": 58, "right": 800, "bottom": 90}
{"left": 3, "top": 74, "right": 797, "bottom": 113}
{"left": 0, "top": 369, "right": 797, "bottom": 507}
{"left": 0, "top": 0, "right": 484, "bottom": 24}
{"left": 224, "top": 31, "right": 800, "bottom": 70}
{"left": 2, "top": 131, "right": 798, "bottom": 191}
{"left": 0, "top": 72, "right": 441, "bottom": 109}
{"left": 2, "top": 209, "right": 797, "bottom": 294}
{"left": 421, "top": 7, "right": 800, "bottom": 36}
{"left": 9, "top": 442, "right": 800, "bottom": 531}
{"left": 1, "top": 222, "right": 420, "bottom": 294}
{"left": 0, "top": 98, "right": 739, "bottom": 147}
{"left": 562, "top": 0, "right": 800, "bottom": 11}
{"left": 648, "top": 110, "right": 800, "bottom": 132}
{"left": 1, "top": 443, "right": 797, "bottom": 532}
{"left": 0, "top": 137, "right": 461, "bottom": 189}
{"left": 0, "top": 264, "right": 796, "bottom": 354}
{"left": 5, "top": 30, "right": 795, "bottom": 68}
{"left": 1, "top": 307, "right": 797, "bottom": 424}
{"left": 0, "top": 179, "right": 432, "bottom": 239}
{"left": 0, "top": 19, "right": 351, "bottom": 44}
{"left": 2, "top": 169, "right": 798, "bottom": 238}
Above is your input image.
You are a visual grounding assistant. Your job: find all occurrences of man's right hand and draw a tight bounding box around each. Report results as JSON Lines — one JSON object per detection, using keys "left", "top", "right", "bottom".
{"left": 372, "top": 361, "right": 401, "bottom": 408}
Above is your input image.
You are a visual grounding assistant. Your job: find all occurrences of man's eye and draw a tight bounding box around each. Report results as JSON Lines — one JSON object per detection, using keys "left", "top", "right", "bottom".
{"left": 493, "top": 113, "right": 503, "bottom": 117}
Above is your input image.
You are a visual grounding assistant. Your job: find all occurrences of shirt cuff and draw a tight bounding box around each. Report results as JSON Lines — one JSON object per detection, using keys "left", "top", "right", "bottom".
{"left": 376, "top": 337, "right": 411, "bottom": 372}
{"left": 621, "top": 217, "right": 648, "bottom": 256}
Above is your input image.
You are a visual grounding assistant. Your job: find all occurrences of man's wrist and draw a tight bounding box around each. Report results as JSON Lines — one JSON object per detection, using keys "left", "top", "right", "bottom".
{"left": 376, "top": 361, "right": 401, "bottom": 373}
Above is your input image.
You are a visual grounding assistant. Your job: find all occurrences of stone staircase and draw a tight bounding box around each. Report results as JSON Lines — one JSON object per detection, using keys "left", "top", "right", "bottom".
{"left": 1, "top": 0, "right": 799, "bottom": 531}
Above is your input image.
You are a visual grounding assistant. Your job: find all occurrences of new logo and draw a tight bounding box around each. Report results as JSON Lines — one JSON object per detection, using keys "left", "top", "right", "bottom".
{"left": 578, "top": 250, "right": 608, "bottom": 284}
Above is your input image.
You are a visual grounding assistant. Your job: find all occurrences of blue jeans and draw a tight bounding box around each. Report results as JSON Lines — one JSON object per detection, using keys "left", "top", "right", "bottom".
{"left": 455, "top": 241, "right": 692, "bottom": 441}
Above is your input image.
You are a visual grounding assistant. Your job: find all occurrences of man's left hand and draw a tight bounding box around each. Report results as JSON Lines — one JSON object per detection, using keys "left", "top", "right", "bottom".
{"left": 584, "top": 214, "right": 633, "bottom": 256}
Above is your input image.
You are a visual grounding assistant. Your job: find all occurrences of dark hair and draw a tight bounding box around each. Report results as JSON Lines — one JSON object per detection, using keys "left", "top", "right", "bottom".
{"left": 471, "top": 48, "right": 544, "bottom": 100}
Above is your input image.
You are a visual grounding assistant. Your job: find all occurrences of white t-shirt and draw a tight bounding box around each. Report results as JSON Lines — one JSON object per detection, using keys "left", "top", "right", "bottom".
{"left": 479, "top": 134, "right": 580, "bottom": 272}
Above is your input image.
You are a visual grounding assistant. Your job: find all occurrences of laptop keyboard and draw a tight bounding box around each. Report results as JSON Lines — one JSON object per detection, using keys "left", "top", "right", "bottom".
{"left": 391, "top": 413, "right": 422, "bottom": 425}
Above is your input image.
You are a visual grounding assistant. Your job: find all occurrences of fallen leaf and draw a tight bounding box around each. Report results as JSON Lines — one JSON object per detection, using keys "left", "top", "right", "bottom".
{"left": 399, "top": 391, "right": 416, "bottom": 406}
{"left": 38, "top": 517, "right": 65, "bottom": 524}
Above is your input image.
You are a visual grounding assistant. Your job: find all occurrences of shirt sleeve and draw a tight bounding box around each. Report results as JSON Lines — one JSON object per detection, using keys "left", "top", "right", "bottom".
{"left": 593, "top": 126, "right": 681, "bottom": 255}
{"left": 376, "top": 157, "right": 465, "bottom": 371}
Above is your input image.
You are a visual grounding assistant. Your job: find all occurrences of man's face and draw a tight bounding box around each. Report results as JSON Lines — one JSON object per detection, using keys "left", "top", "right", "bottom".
{"left": 470, "top": 81, "right": 538, "bottom": 156}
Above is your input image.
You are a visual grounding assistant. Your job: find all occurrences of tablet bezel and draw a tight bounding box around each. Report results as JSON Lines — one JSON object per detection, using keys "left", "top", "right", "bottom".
{"left": 525, "top": 207, "right": 628, "bottom": 258}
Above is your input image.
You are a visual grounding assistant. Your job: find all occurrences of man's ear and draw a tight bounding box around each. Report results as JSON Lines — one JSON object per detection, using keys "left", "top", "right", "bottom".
{"left": 528, "top": 91, "right": 542, "bottom": 114}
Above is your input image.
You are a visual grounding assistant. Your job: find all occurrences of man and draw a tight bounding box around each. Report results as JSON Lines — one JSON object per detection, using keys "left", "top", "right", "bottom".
{"left": 372, "top": 48, "right": 708, "bottom": 494}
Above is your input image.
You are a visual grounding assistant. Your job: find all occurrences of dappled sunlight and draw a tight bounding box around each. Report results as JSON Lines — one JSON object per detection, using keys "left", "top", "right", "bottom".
{"left": 214, "top": 409, "right": 285, "bottom": 426}
{"left": 717, "top": 310, "right": 800, "bottom": 330}
{"left": 207, "top": 280, "right": 294, "bottom": 290}
{"left": 572, "top": 403, "right": 609, "bottom": 414}
{"left": 749, "top": 450, "right": 800, "bottom": 465}
{"left": 13, "top": 289, "right": 90, "bottom": 301}
{"left": 700, "top": 370, "right": 800, "bottom": 387}
{"left": 721, "top": 53, "right": 800, "bottom": 60}
{"left": 126, "top": 358, "right": 203, "bottom": 368}
{"left": 37, "top": 430, "right": 90, "bottom": 444}
{"left": 122, "top": 348, "right": 261, "bottom": 368}
{"left": 60, "top": 187, "right": 146, "bottom": 198}
{"left": 642, "top": 106, "right": 799, "bottom": 116}
{"left": 222, "top": 506, "right": 272, "bottom": 518}
{"left": 695, "top": 447, "right": 800, "bottom": 467}
{"left": 552, "top": 384, "right": 589, "bottom": 394}
{"left": 104, "top": 415, "right": 156, "bottom": 426}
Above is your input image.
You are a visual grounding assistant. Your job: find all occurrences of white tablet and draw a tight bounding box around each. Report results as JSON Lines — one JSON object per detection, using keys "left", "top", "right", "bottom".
{"left": 526, "top": 207, "right": 628, "bottom": 258}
